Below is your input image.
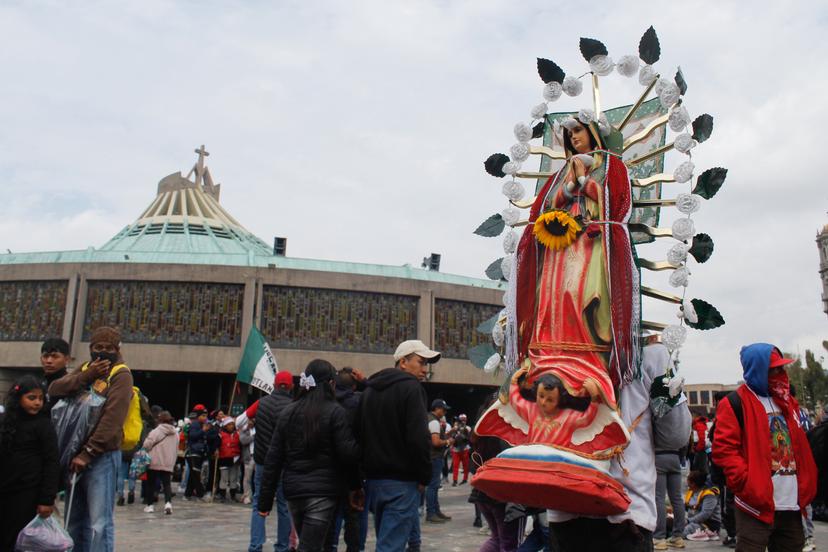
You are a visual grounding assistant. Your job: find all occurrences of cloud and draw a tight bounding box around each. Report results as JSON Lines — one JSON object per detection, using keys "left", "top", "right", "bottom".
{"left": 1, "top": 0, "right": 827, "bottom": 384}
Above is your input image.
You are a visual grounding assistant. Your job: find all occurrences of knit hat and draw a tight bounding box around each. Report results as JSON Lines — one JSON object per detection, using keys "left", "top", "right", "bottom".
{"left": 221, "top": 417, "right": 235, "bottom": 428}
{"left": 89, "top": 326, "right": 121, "bottom": 348}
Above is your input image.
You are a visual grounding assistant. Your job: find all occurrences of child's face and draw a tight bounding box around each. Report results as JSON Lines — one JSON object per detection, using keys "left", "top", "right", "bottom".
{"left": 20, "top": 388, "right": 44, "bottom": 415}
{"left": 224, "top": 423, "right": 235, "bottom": 433}
{"left": 537, "top": 385, "right": 561, "bottom": 417}
{"left": 41, "top": 351, "right": 69, "bottom": 375}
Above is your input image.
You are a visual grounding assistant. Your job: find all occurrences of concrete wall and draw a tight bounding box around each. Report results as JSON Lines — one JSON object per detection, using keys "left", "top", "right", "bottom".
{"left": 0, "top": 262, "right": 503, "bottom": 390}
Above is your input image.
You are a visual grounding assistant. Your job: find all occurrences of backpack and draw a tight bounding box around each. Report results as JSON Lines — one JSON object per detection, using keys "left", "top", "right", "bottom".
{"left": 81, "top": 362, "right": 143, "bottom": 451}
{"left": 709, "top": 391, "right": 743, "bottom": 487}
{"left": 652, "top": 399, "right": 692, "bottom": 452}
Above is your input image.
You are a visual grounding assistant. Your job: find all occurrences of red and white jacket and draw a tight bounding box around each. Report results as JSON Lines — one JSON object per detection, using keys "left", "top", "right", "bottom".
{"left": 712, "top": 384, "right": 816, "bottom": 524}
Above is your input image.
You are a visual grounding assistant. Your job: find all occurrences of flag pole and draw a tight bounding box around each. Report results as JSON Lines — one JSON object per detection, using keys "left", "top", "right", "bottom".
{"left": 227, "top": 381, "right": 239, "bottom": 418}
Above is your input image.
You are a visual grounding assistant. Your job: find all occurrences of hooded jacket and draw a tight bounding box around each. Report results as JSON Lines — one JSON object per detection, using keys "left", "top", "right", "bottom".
{"left": 712, "top": 343, "right": 817, "bottom": 524}
{"left": 356, "top": 367, "right": 431, "bottom": 486}
{"left": 143, "top": 423, "right": 178, "bottom": 473}
{"left": 692, "top": 416, "right": 709, "bottom": 452}
{"left": 253, "top": 388, "right": 293, "bottom": 466}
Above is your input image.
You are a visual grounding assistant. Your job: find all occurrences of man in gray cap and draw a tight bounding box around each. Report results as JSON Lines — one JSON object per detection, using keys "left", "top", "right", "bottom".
{"left": 357, "top": 340, "right": 440, "bottom": 552}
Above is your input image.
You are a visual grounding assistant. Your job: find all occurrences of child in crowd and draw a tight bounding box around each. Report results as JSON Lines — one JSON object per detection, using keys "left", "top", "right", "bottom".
{"left": 0, "top": 375, "right": 60, "bottom": 551}
{"left": 218, "top": 417, "right": 241, "bottom": 502}
{"left": 239, "top": 418, "right": 255, "bottom": 504}
{"left": 683, "top": 470, "right": 721, "bottom": 541}
{"left": 39, "top": 337, "right": 71, "bottom": 414}
{"left": 142, "top": 410, "right": 179, "bottom": 515}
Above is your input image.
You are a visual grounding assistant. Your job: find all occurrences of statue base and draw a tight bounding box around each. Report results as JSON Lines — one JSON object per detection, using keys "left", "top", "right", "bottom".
{"left": 471, "top": 445, "right": 629, "bottom": 515}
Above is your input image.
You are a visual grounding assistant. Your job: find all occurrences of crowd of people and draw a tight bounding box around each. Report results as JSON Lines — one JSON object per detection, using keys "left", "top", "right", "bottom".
{"left": 0, "top": 331, "right": 826, "bottom": 552}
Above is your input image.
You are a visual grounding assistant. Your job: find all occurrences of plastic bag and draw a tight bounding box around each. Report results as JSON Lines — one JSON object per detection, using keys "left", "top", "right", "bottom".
{"left": 15, "top": 514, "right": 73, "bottom": 552}
{"left": 129, "top": 448, "right": 151, "bottom": 480}
{"left": 51, "top": 389, "right": 106, "bottom": 478}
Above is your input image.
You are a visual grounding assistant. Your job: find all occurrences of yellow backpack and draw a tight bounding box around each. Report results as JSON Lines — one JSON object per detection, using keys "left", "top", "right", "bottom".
{"left": 81, "top": 363, "right": 143, "bottom": 451}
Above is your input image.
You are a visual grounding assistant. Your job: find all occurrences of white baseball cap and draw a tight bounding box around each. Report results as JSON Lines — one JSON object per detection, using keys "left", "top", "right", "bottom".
{"left": 394, "top": 340, "right": 441, "bottom": 363}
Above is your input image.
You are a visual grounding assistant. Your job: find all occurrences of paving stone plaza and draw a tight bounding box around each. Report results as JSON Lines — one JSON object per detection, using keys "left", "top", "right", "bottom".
{"left": 106, "top": 483, "right": 828, "bottom": 551}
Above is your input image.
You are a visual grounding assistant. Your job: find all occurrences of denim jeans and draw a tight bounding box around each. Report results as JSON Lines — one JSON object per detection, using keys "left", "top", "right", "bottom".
{"left": 288, "top": 496, "right": 338, "bottom": 552}
{"left": 116, "top": 459, "right": 135, "bottom": 497}
{"left": 366, "top": 479, "right": 420, "bottom": 552}
{"left": 67, "top": 450, "right": 120, "bottom": 552}
{"left": 249, "top": 463, "right": 292, "bottom": 552}
{"left": 425, "top": 457, "right": 443, "bottom": 516}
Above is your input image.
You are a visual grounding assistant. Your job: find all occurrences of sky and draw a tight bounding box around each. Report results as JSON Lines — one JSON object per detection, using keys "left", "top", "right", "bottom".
{"left": 1, "top": 0, "right": 826, "bottom": 384}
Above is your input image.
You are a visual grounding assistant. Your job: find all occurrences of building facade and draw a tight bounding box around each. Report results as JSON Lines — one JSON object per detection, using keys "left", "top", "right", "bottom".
{"left": 684, "top": 382, "right": 739, "bottom": 414}
{"left": 818, "top": 222, "right": 828, "bottom": 317}
{"left": 0, "top": 148, "right": 505, "bottom": 417}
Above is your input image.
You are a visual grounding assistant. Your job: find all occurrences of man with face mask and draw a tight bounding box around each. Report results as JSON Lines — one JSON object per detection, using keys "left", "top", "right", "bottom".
{"left": 48, "top": 326, "right": 133, "bottom": 552}
{"left": 712, "top": 343, "right": 817, "bottom": 551}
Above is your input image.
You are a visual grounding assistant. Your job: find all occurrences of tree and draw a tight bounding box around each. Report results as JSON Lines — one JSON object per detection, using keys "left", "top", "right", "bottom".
{"left": 793, "top": 348, "right": 828, "bottom": 413}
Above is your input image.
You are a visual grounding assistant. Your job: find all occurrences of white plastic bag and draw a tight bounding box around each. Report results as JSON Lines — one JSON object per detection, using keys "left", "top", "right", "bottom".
{"left": 15, "top": 514, "right": 73, "bottom": 552}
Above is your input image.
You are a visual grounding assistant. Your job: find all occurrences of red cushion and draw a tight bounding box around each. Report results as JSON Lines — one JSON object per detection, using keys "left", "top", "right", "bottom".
{"left": 471, "top": 457, "right": 630, "bottom": 516}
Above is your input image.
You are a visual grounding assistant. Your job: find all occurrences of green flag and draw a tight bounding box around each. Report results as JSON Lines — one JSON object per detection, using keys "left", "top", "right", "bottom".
{"left": 237, "top": 326, "right": 278, "bottom": 394}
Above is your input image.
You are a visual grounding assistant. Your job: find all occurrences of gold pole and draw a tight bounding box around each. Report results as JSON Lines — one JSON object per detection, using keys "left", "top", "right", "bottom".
{"left": 618, "top": 75, "right": 659, "bottom": 133}
{"left": 638, "top": 259, "right": 677, "bottom": 271}
{"left": 623, "top": 114, "right": 669, "bottom": 151}
{"left": 627, "top": 142, "right": 674, "bottom": 166}
{"left": 592, "top": 73, "right": 601, "bottom": 121}
{"left": 632, "top": 173, "right": 676, "bottom": 187}
{"left": 633, "top": 198, "right": 677, "bottom": 208}
{"left": 628, "top": 223, "right": 673, "bottom": 238}
{"left": 642, "top": 286, "right": 682, "bottom": 304}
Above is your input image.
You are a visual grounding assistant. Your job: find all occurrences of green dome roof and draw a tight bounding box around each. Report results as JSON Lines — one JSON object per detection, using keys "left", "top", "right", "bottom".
{"left": 100, "top": 147, "right": 272, "bottom": 257}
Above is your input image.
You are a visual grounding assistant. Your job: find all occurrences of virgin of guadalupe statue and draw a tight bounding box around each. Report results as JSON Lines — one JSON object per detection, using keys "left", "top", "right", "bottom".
{"left": 474, "top": 117, "right": 640, "bottom": 514}
{"left": 472, "top": 25, "right": 726, "bottom": 519}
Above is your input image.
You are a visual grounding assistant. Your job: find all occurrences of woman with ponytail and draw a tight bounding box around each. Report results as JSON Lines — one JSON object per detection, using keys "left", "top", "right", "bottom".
{"left": 257, "top": 359, "right": 361, "bottom": 552}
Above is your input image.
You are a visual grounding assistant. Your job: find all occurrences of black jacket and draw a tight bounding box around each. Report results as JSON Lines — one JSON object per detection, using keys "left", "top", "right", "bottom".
{"left": 253, "top": 389, "right": 293, "bottom": 466}
{"left": 356, "top": 368, "right": 431, "bottom": 486}
{"left": 0, "top": 412, "right": 60, "bottom": 505}
{"left": 186, "top": 422, "right": 209, "bottom": 457}
{"left": 258, "top": 400, "right": 359, "bottom": 510}
{"left": 42, "top": 369, "right": 68, "bottom": 414}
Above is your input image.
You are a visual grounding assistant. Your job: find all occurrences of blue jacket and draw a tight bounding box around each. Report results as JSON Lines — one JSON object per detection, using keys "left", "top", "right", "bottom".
{"left": 187, "top": 422, "right": 209, "bottom": 456}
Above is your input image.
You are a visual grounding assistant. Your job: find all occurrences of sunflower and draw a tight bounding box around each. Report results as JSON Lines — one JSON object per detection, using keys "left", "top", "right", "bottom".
{"left": 533, "top": 210, "right": 581, "bottom": 250}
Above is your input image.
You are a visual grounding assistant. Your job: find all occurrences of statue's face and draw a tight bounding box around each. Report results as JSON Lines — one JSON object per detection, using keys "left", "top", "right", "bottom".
{"left": 569, "top": 123, "right": 592, "bottom": 154}
{"left": 537, "top": 385, "right": 560, "bottom": 416}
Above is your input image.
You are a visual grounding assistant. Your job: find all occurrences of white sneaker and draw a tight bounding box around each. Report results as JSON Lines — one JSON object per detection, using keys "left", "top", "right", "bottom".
{"left": 143, "top": 505, "right": 154, "bottom": 513}
{"left": 164, "top": 502, "right": 172, "bottom": 515}
{"left": 686, "top": 528, "right": 709, "bottom": 541}
{"left": 803, "top": 537, "right": 815, "bottom": 552}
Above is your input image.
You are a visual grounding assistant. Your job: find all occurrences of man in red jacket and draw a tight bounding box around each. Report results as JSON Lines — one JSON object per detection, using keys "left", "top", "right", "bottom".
{"left": 712, "top": 343, "right": 817, "bottom": 551}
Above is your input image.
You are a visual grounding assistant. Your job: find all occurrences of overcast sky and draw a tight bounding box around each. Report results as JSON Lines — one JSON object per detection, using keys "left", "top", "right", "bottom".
{"left": 1, "top": 1, "right": 826, "bottom": 384}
